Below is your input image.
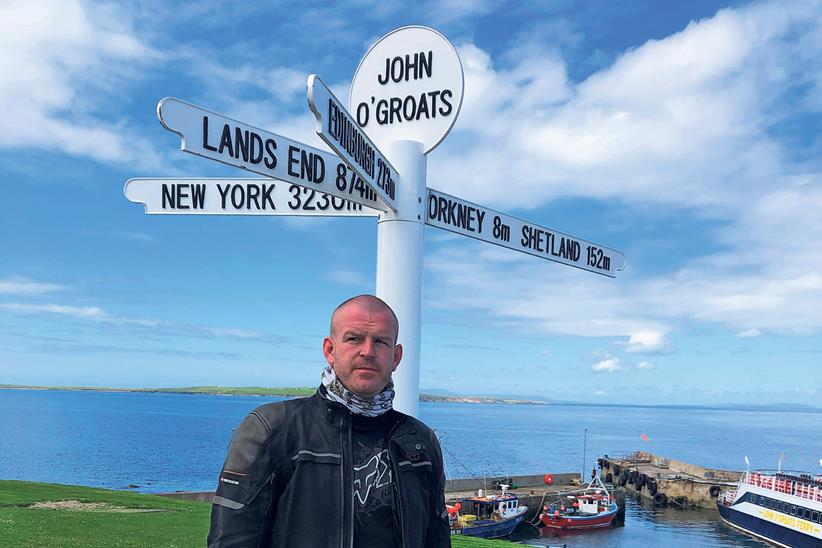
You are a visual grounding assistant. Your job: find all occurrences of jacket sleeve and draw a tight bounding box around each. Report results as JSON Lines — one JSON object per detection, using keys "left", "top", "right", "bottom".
{"left": 207, "top": 411, "right": 279, "bottom": 548}
{"left": 426, "top": 435, "right": 452, "bottom": 547}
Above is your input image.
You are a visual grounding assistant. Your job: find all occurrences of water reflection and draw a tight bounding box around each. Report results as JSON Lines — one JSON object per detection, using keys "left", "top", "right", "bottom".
{"left": 521, "top": 494, "right": 767, "bottom": 547}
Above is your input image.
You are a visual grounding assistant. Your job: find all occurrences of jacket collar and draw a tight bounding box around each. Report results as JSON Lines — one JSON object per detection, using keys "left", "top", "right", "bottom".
{"left": 312, "top": 385, "right": 413, "bottom": 432}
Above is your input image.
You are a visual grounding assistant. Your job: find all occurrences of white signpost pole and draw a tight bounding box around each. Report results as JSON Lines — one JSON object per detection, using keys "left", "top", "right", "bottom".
{"left": 376, "top": 140, "right": 426, "bottom": 417}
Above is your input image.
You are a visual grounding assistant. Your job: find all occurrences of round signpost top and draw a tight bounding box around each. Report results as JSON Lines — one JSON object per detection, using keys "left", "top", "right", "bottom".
{"left": 349, "top": 26, "right": 463, "bottom": 155}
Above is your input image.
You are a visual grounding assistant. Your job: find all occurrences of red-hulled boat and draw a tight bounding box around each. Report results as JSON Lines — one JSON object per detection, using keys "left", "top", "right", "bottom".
{"left": 539, "top": 475, "right": 618, "bottom": 530}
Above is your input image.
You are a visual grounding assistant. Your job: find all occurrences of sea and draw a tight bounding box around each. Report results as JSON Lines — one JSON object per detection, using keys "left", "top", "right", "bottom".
{"left": 2, "top": 388, "right": 821, "bottom": 547}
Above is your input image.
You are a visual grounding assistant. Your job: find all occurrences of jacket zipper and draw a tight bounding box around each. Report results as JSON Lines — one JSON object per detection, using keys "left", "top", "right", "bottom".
{"left": 339, "top": 413, "right": 347, "bottom": 548}
{"left": 387, "top": 418, "right": 407, "bottom": 548}
{"left": 345, "top": 413, "right": 354, "bottom": 548}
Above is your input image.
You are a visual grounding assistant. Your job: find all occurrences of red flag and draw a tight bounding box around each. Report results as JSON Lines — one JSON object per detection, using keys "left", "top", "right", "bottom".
{"left": 640, "top": 433, "right": 650, "bottom": 442}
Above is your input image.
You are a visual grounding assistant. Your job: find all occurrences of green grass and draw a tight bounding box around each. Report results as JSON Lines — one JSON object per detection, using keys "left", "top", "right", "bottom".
{"left": 452, "top": 536, "right": 518, "bottom": 547}
{"left": 0, "top": 480, "right": 513, "bottom": 547}
{"left": 150, "top": 386, "right": 316, "bottom": 397}
{"left": 0, "top": 481, "right": 210, "bottom": 547}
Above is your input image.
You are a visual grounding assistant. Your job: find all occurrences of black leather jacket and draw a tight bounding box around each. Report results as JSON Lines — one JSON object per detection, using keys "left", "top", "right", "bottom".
{"left": 207, "top": 388, "right": 451, "bottom": 547}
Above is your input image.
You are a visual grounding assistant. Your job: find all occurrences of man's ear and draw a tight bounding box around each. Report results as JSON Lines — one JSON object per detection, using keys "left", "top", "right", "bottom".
{"left": 322, "top": 337, "right": 335, "bottom": 366}
{"left": 392, "top": 343, "right": 403, "bottom": 371}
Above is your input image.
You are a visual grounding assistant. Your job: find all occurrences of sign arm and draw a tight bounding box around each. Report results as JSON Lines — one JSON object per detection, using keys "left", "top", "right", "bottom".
{"left": 307, "top": 74, "right": 400, "bottom": 213}
{"left": 157, "top": 97, "right": 186, "bottom": 148}
{"left": 425, "top": 188, "right": 626, "bottom": 277}
{"left": 125, "top": 177, "right": 378, "bottom": 217}
{"left": 153, "top": 97, "right": 387, "bottom": 212}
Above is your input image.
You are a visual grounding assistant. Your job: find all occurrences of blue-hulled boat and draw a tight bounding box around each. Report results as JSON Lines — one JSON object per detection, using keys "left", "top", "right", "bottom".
{"left": 448, "top": 484, "right": 528, "bottom": 539}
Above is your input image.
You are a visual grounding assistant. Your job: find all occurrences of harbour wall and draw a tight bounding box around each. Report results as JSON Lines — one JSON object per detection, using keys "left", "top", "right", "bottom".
{"left": 159, "top": 471, "right": 626, "bottom": 526}
{"left": 159, "top": 472, "right": 582, "bottom": 505}
{"left": 600, "top": 452, "right": 743, "bottom": 509}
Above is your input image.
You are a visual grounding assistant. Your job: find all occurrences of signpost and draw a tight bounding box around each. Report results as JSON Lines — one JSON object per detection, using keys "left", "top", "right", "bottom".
{"left": 127, "top": 25, "right": 625, "bottom": 419}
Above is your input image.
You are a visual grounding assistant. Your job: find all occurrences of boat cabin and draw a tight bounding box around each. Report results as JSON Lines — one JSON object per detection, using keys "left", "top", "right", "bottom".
{"left": 577, "top": 495, "right": 602, "bottom": 514}
{"left": 462, "top": 494, "right": 521, "bottom": 520}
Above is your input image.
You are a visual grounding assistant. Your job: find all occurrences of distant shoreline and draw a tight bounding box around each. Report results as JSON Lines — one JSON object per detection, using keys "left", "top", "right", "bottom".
{"left": 1, "top": 385, "right": 818, "bottom": 411}
{"left": 0, "top": 384, "right": 545, "bottom": 405}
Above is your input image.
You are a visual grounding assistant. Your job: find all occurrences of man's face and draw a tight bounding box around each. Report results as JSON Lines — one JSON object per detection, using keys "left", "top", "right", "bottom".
{"left": 323, "top": 303, "right": 402, "bottom": 397}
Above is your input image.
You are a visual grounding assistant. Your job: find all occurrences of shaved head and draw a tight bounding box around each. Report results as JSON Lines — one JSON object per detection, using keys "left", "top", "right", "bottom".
{"left": 330, "top": 295, "right": 399, "bottom": 341}
{"left": 324, "top": 295, "right": 402, "bottom": 396}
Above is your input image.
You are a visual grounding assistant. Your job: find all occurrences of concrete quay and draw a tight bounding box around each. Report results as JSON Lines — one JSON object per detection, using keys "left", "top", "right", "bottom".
{"left": 157, "top": 472, "right": 582, "bottom": 505}
{"left": 600, "top": 451, "right": 742, "bottom": 509}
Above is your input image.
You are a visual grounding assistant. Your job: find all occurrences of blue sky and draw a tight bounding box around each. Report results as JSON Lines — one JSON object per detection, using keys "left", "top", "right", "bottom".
{"left": 1, "top": 0, "right": 820, "bottom": 406}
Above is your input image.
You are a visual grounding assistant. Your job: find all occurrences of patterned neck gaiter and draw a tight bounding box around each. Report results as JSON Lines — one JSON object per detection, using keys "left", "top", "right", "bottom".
{"left": 321, "top": 364, "right": 394, "bottom": 417}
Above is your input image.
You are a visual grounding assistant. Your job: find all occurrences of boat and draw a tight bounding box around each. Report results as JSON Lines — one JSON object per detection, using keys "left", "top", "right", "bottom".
{"left": 447, "top": 484, "right": 528, "bottom": 538}
{"left": 717, "top": 467, "right": 822, "bottom": 547}
{"left": 538, "top": 475, "right": 618, "bottom": 530}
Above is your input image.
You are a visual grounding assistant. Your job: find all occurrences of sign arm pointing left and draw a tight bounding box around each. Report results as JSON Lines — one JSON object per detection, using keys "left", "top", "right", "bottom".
{"left": 125, "top": 178, "right": 378, "bottom": 217}
{"left": 155, "top": 97, "right": 387, "bottom": 212}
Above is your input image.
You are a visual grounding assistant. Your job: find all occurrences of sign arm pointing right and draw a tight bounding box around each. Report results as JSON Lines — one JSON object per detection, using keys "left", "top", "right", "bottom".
{"left": 425, "top": 188, "right": 626, "bottom": 277}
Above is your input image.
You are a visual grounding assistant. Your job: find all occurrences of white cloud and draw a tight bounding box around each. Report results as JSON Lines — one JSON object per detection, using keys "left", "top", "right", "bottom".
{"left": 0, "top": 302, "right": 157, "bottom": 326}
{"left": 434, "top": 2, "right": 822, "bottom": 212}
{"left": 202, "top": 327, "right": 265, "bottom": 339}
{"left": 0, "top": 0, "right": 163, "bottom": 166}
{"left": 636, "top": 361, "right": 656, "bottom": 370}
{"left": 0, "top": 301, "right": 286, "bottom": 342}
{"left": 425, "top": 241, "right": 669, "bottom": 339}
{"left": 324, "top": 268, "right": 371, "bottom": 287}
{"left": 592, "top": 356, "right": 621, "bottom": 372}
{"left": 423, "top": 1, "right": 822, "bottom": 343}
{"left": 111, "top": 231, "right": 154, "bottom": 242}
{"left": 425, "top": 0, "right": 503, "bottom": 24}
{"left": 736, "top": 328, "right": 762, "bottom": 338}
{"left": 0, "top": 277, "right": 65, "bottom": 295}
{"left": 625, "top": 330, "right": 669, "bottom": 354}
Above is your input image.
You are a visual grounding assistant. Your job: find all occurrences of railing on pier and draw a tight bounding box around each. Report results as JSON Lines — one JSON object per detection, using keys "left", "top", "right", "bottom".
{"left": 717, "top": 489, "right": 736, "bottom": 507}
{"left": 745, "top": 472, "right": 822, "bottom": 504}
{"left": 607, "top": 451, "right": 656, "bottom": 464}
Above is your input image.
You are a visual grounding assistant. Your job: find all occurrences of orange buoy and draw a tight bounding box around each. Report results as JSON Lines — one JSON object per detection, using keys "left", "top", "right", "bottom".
{"left": 543, "top": 473, "right": 554, "bottom": 485}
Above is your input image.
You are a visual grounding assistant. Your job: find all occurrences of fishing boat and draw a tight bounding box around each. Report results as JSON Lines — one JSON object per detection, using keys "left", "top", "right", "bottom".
{"left": 447, "top": 484, "right": 528, "bottom": 538}
{"left": 538, "top": 475, "right": 618, "bottom": 530}
{"left": 717, "top": 466, "right": 822, "bottom": 547}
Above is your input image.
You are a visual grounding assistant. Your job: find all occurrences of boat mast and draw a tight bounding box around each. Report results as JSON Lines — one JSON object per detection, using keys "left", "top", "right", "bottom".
{"left": 582, "top": 428, "right": 588, "bottom": 482}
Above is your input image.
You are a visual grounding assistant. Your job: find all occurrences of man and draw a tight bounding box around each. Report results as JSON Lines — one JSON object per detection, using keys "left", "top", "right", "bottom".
{"left": 207, "top": 295, "right": 451, "bottom": 547}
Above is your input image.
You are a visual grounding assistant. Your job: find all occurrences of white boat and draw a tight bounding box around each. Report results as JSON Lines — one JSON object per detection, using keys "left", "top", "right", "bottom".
{"left": 717, "top": 468, "right": 822, "bottom": 547}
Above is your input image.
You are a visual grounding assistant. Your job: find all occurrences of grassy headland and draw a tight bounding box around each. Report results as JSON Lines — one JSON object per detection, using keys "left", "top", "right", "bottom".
{"left": 0, "top": 384, "right": 544, "bottom": 404}
{"left": 0, "top": 385, "right": 316, "bottom": 397}
{"left": 0, "top": 480, "right": 514, "bottom": 547}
